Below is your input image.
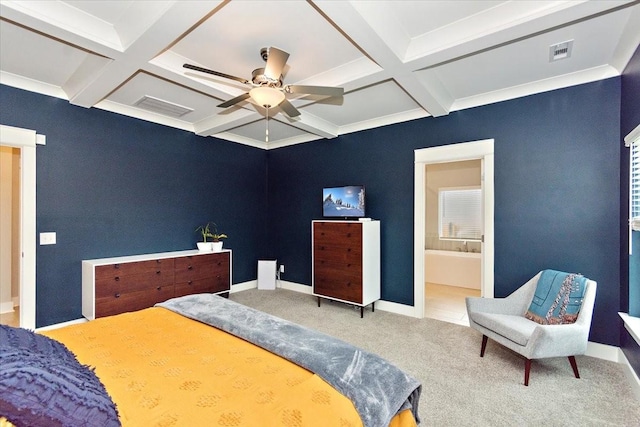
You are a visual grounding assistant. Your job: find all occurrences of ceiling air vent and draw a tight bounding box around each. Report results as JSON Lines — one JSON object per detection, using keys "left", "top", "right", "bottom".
{"left": 549, "top": 40, "right": 573, "bottom": 62}
{"left": 134, "top": 95, "right": 193, "bottom": 118}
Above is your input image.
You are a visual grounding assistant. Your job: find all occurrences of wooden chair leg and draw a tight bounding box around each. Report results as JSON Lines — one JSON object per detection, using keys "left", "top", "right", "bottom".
{"left": 524, "top": 358, "right": 532, "bottom": 386}
{"left": 568, "top": 355, "right": 580, "bottom": 379}
{"left": 480, "top": 335, "right": 488, "bottom": 357}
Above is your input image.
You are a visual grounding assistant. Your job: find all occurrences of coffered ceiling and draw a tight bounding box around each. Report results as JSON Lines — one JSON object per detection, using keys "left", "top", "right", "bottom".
{"left": 1, "top": 1, "right": 639, "bottom": 149}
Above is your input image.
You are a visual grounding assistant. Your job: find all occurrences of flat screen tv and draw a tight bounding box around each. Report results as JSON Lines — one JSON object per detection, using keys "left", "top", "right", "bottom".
{"left": 322, "top": 185, "right": 366, "bottom": 218}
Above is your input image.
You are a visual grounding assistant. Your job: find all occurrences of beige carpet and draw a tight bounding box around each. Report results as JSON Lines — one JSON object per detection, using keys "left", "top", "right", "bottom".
{"left": 229, "top": 288, "right": 640, "bottom": 426}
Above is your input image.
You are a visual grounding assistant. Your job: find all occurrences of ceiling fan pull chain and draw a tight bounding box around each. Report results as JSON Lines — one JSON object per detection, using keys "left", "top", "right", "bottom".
{"left": 266, "top": 105, "right": 269, "bottom": 143}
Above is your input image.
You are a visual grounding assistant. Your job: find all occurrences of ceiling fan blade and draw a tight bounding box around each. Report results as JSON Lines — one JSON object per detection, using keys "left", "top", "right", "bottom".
{"left": 218, "top": 92, "right": 251, "bottom": 108}
{"left": 285, "top": 85, "right": 344, "bottom": 97}
{"left": 183, "top": 63, "right": 249, "bottom": 85}
{"left": 264, "top": 47, "right": 289, "bottom": 81}
{"left": 280, "top": 99, "right": 301, "bottom": 117}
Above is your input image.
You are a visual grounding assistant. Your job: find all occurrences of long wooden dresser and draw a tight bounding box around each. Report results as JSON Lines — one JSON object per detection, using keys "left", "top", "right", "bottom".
{"left": 312, "top": 220, "right": 380, "bottom": 317}
{"left": 82, "top": 249, "right": 231, "bottom": 320}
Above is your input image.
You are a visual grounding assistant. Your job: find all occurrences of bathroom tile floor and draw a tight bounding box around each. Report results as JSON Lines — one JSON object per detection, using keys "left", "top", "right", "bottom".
{"left": 425, "top": 283, "right": 480, "bottom": 326}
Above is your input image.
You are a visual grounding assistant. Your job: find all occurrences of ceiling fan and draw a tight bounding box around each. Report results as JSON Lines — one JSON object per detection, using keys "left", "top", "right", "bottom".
{"left": 183, "top": 47, "right": 344, "bottom": 118}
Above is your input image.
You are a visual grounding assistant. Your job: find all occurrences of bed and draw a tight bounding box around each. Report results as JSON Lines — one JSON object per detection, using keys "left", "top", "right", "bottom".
{"left": 1, "top": 294, "right": 421, "bottom": 427}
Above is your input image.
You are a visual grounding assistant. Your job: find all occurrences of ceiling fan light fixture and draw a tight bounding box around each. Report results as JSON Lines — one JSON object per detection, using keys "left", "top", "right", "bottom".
{"left": 249, "top": 86, "right": 285, "bottom": 108}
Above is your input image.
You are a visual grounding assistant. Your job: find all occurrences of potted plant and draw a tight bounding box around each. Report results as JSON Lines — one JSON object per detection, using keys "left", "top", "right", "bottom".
{"left": 195, "top": 222, "right": 227, "bottom": 252}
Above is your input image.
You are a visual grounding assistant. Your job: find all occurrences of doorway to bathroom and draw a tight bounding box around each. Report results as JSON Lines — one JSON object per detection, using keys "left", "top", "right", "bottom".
{"left": 413, "top": 139, "right": 494, "bottom": 322}
{"left": 424, "top": 160, "right": 482, "bottom": 325}
{"left": 0, "top": 124, "right": 38, "bottom": 330}
{"left": 0, "top": 145, "right": 21, "bottom": 327}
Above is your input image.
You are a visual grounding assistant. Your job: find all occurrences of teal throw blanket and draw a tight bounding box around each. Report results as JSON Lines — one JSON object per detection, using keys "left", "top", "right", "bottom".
{"left": 525, "top": 269, "right": 587, "bottom": 324}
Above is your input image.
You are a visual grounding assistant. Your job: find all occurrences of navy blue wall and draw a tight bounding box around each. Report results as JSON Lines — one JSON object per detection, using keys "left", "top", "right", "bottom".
{"left": 0, "top": 85, "right": 268, "bottom": 327}
{"left": 269, "top": 78, "right": 622, "bottom": 346}
{"left": 621, "top": 43, "right": 640, "bottom": 376}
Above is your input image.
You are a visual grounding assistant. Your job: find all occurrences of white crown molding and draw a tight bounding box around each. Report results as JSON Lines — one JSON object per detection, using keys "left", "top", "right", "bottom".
{"left": 451, "top": 65, "right": 620, "bottom": 112}
{"left": 0, "top": 71, "right": 68, "bottom": 100}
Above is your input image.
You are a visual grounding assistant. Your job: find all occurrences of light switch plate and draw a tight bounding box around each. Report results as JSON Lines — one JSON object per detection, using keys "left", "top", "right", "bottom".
{"left": 40, "top": 232, "right": 56, "bottom": 245}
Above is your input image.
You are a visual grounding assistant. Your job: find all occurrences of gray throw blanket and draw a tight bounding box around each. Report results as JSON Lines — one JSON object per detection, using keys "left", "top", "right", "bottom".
{"left": 157, "top": 294, "right": 421, "bottom": 427}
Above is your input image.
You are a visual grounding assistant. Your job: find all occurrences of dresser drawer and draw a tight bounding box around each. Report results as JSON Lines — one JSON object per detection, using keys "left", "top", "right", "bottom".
{"left": 313, "top": 273, "right": 363, "bottom": 304}
{"left": 95, "top": 258, "right": 173, "bottom": 279}
{"left": 175, "top": 253, "right": 230, "bottom": 282}
{"left": 95, "top": 269, "right": 174, "bottom": 298}
{"left": 313, "top": 244, "right": 362, "bottom": 264}
{"left": 314, "top": 222, "right": 362, "bottom": 244}
{"left": 175, "top": 275, "right": 229, "bottom": 297}
{"left": 314, "top": 259, "right": 362, "bottom": 278}
{"left": 95, "top": 284, "right": 174, "bottom": 318}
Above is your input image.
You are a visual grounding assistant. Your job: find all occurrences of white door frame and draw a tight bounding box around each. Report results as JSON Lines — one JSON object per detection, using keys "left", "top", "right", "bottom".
{"left": 0, "top": 124, "right": 41, "bottom": 330}
{"left": 414, "top": 139, "right": 494, "bottom": 318}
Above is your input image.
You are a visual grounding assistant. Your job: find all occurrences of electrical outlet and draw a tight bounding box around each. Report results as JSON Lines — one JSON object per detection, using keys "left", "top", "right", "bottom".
{"left": 279, "top": 264, "right": 285, "bottom": 273}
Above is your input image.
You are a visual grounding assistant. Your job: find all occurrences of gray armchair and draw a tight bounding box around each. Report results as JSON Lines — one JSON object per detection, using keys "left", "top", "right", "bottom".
{"left": 465, "top": 271, "right": 597, "bottom": 386}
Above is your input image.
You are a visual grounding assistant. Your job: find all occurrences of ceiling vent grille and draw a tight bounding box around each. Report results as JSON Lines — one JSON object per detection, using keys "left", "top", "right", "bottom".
{"left": 134, "top": 95, "right": 193, "bottom": 118}
{"left": 549, "top": 40, "right": 573, "bottom": 62}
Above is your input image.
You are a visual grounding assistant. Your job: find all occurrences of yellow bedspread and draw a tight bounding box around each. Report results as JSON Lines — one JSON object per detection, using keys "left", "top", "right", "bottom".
{"left": 42, "top": 308, "right": 416, "bottom": 427}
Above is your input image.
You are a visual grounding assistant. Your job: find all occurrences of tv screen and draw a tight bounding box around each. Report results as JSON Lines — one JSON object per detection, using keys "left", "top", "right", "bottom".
{"left": 322, "top": 185, "right": 366, "bottom": 218}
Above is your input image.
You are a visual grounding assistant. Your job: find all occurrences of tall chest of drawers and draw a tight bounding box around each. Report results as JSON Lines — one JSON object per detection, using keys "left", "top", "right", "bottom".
{"left": 82, "top": 250, "right": 232, "bottom": 320}
{"left": 312, "top": 220, "right": 380, "bottom": 317}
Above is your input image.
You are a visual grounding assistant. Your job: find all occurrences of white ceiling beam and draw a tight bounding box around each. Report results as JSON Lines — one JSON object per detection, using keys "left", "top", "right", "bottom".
{"left": 62, "top": 55, "right": 113, "bottom": 101}
{"left": 278, "top": 111, "right": 340, "bottom": 139}
{"left": 193, "top": 109, "right": 258, "bottom": 137}
{"left": 147, "top": 51, "right": 244, "bottom": 104}
{"left": 314, "top": 0, "right": 451, "bottom": 117}
{"left": 65, "top": 2, "right": 220, "bottom": 108}
{"left": 0, "top": 0, "right": 124, "bottom": 50}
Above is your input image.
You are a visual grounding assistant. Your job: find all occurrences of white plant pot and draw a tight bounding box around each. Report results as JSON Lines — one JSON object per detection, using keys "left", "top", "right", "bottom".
{"left": 211, "top": 241, "right": 223, "bottom": 252}
{"left": 197, "top": 242, "right": 213, "bottom": 252}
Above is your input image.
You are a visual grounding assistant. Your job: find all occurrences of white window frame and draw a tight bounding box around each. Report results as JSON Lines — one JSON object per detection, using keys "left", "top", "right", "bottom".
{"left": 621, "top": 123, "right": 640, "bottom": 349}
{"left": 627, "top": 124, "right": 640, "bottom": 254}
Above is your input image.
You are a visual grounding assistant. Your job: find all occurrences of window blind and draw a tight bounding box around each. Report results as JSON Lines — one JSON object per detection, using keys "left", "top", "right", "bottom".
{"left": 439, "top": 187, "right": 482, "bottom": 241}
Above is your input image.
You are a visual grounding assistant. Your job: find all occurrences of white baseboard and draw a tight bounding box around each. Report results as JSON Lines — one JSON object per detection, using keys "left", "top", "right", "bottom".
{"left": 584, "top": 341, "right": 640, "bottom": 400}
{"left": 230, "top": 280, "right": 257, "bottom": 293}
{"left": 618, "top": 349, "right": 640, "bottom": 401}
{"left": 231, "top": 279, "right": 314, "bottom": 295}
{"left": 0, "top": 301, "right": 14, "bottom": 314}
{"left": 376, "top": 299, "right": 418, "bottom": 317}
{"left": 586, "top": 341, "right": 620, "bottom": 362}
{"left": 232, "top": 280, "right": 416, "bottom": 315}
{"left": 278, "top": 280, "right": 312, "bottom": 294}
{"left": 36, "top": 317, "right": 87, "bottom": 332}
